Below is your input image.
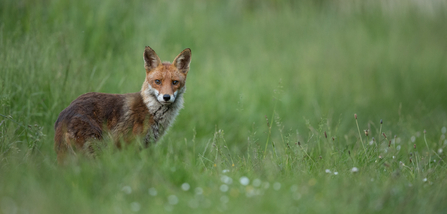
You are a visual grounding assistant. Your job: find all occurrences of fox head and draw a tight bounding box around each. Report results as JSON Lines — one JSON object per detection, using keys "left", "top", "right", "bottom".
{"left": 142, "top": 46, "right": 191, "bottom": 106}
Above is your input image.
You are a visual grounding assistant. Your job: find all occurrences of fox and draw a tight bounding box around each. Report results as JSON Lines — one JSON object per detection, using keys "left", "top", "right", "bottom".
{"left": 54, "top": 46, "right": 191, "bottom": 163}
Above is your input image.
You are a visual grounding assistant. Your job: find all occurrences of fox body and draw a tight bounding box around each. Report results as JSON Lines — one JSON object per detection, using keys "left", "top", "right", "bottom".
{"left": 54, "top": 46, "right": 191, "bottom": 162}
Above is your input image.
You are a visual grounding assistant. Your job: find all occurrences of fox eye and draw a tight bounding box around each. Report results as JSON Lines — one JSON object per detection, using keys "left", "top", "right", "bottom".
{"left": 155, "top": 79, "right": 161, "bottom": 85}
{"left": 172, "top": 80, "right": 179, "bottom": 85}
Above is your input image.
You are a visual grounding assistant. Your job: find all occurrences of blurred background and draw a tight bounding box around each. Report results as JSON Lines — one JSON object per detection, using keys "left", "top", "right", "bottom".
{"left": 1, "top": 0, "right": 447, "bottom": 160}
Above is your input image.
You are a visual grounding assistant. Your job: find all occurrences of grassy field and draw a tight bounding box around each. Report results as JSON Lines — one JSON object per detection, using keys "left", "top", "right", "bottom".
{"left": 1, "top": 0, "right": 447, "bottom": 213}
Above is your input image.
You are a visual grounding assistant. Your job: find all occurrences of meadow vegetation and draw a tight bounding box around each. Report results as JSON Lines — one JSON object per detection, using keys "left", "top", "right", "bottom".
{"left": 1, "top": 0, "right": 447, "bottom": 213}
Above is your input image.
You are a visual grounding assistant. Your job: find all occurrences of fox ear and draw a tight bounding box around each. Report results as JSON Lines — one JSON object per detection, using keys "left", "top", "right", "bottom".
{"left": 144, "top": 46, "right": 161, "bottom": 71}
{"left": 173, "top": 48, "right": 191, "bottom": 74}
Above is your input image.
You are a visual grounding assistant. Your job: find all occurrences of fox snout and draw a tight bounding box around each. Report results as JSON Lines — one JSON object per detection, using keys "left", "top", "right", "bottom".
{"left": 157, "top": 92, "right": 177, "bottom": 104}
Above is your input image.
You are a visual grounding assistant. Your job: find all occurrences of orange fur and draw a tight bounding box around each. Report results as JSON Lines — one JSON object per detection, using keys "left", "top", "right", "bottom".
{"left": 54, "top": 46, "right": 191, "bottom": 164}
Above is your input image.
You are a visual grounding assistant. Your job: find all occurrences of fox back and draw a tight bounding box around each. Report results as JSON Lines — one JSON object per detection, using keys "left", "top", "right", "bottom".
{"left": 54, "top": 46, "right": 191, "bottom": 163}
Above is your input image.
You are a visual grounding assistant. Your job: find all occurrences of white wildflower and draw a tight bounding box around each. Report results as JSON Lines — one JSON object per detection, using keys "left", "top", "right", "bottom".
{"left": 130, "top": 202, "right": 140, "bottom": 212}
{"left": 148, "top": 188, "right": 157, "bottom": 196}
{"left": 194, "top": 187, "right": 203, "bottom": 195}
{"left": 168, "top": 195, "right": 178, "bottom": 205}
{"left": 188, "top": 199, "right": 199, "bottom": 209}
{"left": 252, "top": 179, "right": 262, "bottom": 187}
{"left": 221, "top": 175, "right": 233, "bottom": 184}
{"left": 263, "top": 182, "right": 270, "bottom": 189}
{"left": 293, "top": 192, "right": 302, "bottom": 201}
{"left": 122, "top": 186, "right": 132, "bottom": 194}
{"left": 164, "top": 205, "right": 173, "bottom": 212}
{"left": 290, "top": 185, "right": 298, "bottom": 192}
{"left": 273, "top": 182, "right": 281, "bottom": 190}
{"left": 239, "top": 177, "right": 249, "bottom": 186}
{"left": 181, "top": 183, "right": 190, "bottom": 191}
{"left": 220, "top": 196, "right": 229, "bottom": 203}
{"left": 220, "top": 184, "right": 229, "bottom": 192}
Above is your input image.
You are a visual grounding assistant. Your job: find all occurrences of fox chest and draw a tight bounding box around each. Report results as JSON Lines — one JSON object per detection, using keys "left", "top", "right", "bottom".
{"left": 141, "top": 105, "right": 178, "bottom": 144}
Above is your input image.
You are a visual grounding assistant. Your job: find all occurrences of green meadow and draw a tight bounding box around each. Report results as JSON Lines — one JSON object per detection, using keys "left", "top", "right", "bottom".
{"left": 1, "top": 0, "right": 447, "bottom": 213}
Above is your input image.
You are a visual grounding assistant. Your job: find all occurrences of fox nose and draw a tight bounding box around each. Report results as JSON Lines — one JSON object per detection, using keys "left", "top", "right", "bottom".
{"left": 163, "top": 94, "right": 171, "bottom": 101}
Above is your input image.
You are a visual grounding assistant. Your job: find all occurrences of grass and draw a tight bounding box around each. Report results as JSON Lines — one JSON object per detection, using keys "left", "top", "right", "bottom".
{"left": 1, "top": 0, "right": 447, "bottom": 213}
